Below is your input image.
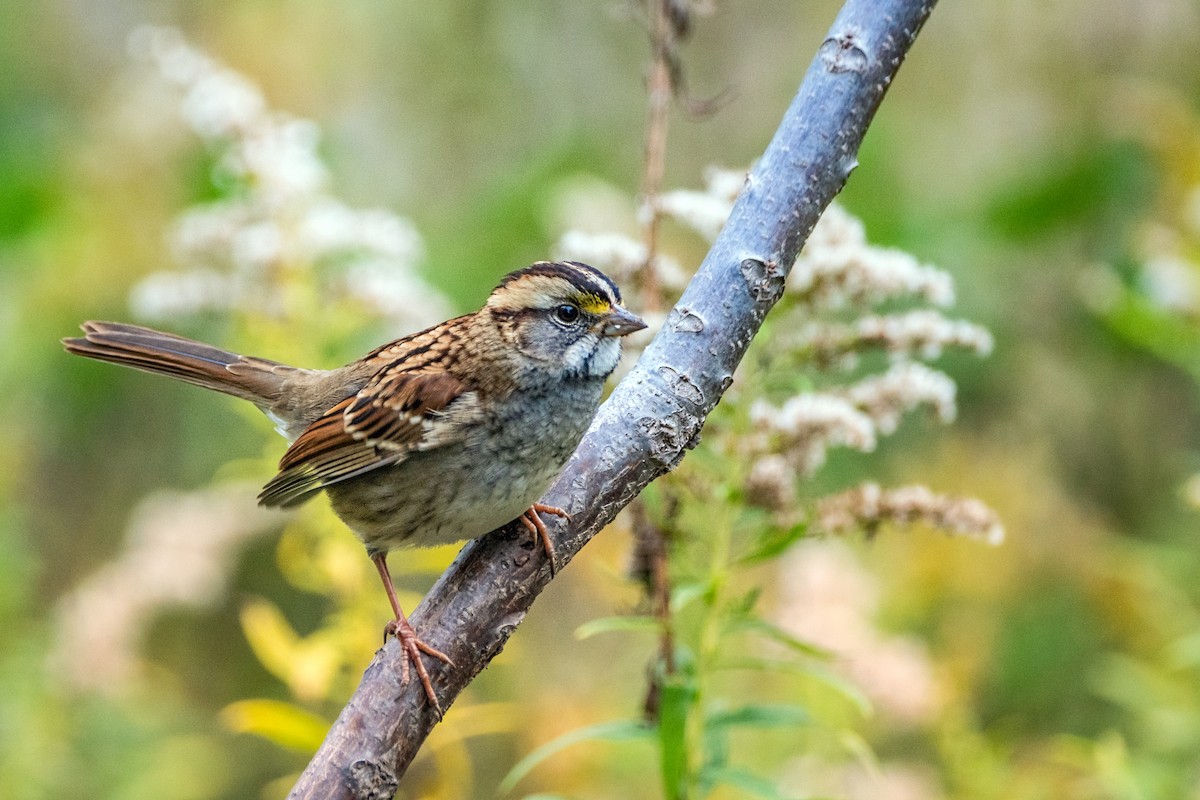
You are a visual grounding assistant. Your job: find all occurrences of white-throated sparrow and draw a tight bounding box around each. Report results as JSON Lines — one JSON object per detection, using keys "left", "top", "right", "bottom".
{"left": 64, "top": 261, "right": 645, "bottom": 713}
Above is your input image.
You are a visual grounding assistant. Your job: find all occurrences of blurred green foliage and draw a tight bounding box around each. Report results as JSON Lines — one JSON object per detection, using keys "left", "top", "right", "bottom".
{"left": 3, "top": 1, "right": 1200, "bottom": 799}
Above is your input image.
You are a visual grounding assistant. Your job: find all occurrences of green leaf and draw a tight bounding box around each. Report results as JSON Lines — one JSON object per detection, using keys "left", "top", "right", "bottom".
{"left": 659, "top": 676, "right": 696, "bottom": 800}
{"left": 574, "top": 615, "right": 662, "bottom": 640}
{"left": 219, "top": 699, "right": 329, "bottom": 753}
{"left": 739, "top": 522, "right": 809, "bottom": 565}
{"left": 1101, "top": 285, "right": 1200, "bottom": 382}
{"left": 701, "top": 766, "right": 840, "bottom": 800}
{"left": 705, "top": 703, "right": 810, "bottom": 731}
{"left": 699, "top": 765, "right": 789, "bottom": 799}
{"left": 837, "top": 730, "right": 881, "bottom": 776}
{"left": 803, "top": 665, "right": 873, "bottom": 717}
{"left": 702, "top": 706, "right": 809, "bottom": 781}
{"left": 499, "top": 720, "right": 653, "bottom": 794}
{"left": 670, "top": 580, "right": 709, "bottom": 613}
{"left": 705, "top": 717, "right": 730, "bottom": 773}
{"left": 723, "top": 617, "right": 832, "bottom": 659}
{"left": 713, "top": 657, "right": 873, "bottom": 717}
{"left": 727, "top": 586, "right": 763, "bottom": 617}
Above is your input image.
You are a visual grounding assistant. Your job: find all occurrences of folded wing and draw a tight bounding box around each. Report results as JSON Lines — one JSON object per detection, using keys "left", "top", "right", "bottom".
{"left": 258, "top": 367, "right": 473, "bottom": 508}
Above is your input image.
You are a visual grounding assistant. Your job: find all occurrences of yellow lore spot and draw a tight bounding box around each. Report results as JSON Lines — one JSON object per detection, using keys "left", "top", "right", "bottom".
{"left": 577, "top": 294, "right": 612, "bottom": 315}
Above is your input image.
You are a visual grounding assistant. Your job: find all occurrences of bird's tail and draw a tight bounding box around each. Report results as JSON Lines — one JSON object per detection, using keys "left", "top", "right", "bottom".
{"left": 63, "top": 321, "right": 297, "bottom": 406}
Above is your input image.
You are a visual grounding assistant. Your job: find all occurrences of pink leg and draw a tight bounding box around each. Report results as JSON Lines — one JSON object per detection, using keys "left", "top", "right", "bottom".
{"left": 372, "top": 552, "right": 454, "bottom": 717}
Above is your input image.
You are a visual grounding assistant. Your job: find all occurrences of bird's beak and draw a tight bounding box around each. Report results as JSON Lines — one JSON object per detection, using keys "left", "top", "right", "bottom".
{"left": 600, "top": 305, "right": 647, "bottom": 337}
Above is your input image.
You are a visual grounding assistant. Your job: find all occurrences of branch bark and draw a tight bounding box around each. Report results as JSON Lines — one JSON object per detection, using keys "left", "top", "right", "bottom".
{"left": 289, "top": 1, "right": 937, "bottom": 796}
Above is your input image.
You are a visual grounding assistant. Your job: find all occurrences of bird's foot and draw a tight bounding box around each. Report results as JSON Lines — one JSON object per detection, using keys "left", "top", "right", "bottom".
{"left": 520, "top": 503, "right": 570, "bottom": 576}
{"left": 384, "top": 616, "right": 455, "bottom": 718}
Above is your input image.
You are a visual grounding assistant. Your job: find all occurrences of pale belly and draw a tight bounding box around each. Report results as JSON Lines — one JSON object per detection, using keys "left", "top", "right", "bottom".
{"left": 324, "top": 382, "right": 600, "bottom": 554}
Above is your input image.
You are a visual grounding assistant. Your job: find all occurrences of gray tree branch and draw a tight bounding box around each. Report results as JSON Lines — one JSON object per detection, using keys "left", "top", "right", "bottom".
{"left": 288, "top": 1, "right": 938, "bottom": 796}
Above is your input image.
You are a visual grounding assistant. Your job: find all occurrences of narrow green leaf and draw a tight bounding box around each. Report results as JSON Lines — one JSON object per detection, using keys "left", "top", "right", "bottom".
{"left": 797, "top": 664, "right": 873, "bottom": 718}
{"left": 499, "top": 720, "right": 653, "bottom": 794}
{"left": 574, "top": 615, "right": 661, "bottom": 640}
{"left": 723, "top": 617, "right": 832, "bottom": 659}
{"left": 702, "top": 705, "right": 810, "bottom": 781}
{"left": 727, "top": 586, "right": 763, "bottom": 616}
{"left": 670, "top": 580, "right": 709, "bottom": 613}
{"left": 699, "top": 765, "right": 789, "bottom": 799}
{"left": 706, "top": 703, "right": 810, "bottom": 731}
{"left": 1101, "top": 286, "right": 1200, "bottom": 382}
{"left": 659, "top": 676, "right": 696, "bottom": 800}
{"left": 713, "top": 657, "right": 873, "bottom": 717}
{"left": 739, "top": 522, "right": 809, "bottom": 564}
{"left": 837, "top": 729, "right": 881, "bottom": 776}
{"left": 704, "top": 719, "right": 730, "bottom": 773}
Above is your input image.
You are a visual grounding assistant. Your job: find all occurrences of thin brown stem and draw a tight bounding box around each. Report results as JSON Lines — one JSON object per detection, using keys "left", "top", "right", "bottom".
{"left": 630, "top": 498, "right": 677, "bottom": 720}
{"left": 639, "top": 0, "right": 676, "bottom": 312}
{"left": 636, "top": 0, "right": 684, "bottom": 714}
{"left": 652, "top": 537, "right": 675, "bottom": 675}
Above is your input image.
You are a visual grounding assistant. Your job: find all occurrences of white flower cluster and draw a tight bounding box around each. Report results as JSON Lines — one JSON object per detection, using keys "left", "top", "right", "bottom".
{"left": 790, "top": 204, "right": 954, "bottom": 309}
{"left": 798, "top": 309, "right": 993, "bottom": 367}
{"left": 815, "top": 482, "right": 1005, "bottom": 545}
{"left": 51, "top": 484, "right": 279, "bottom": 692}
{"left": 556, "top": 167, "right": 993, "bottom": 530}
{"left": 654, "top": 166, "right": 746, "bottom": 241}
{"left": 748, "top": 363, "right": 958, "bottom": 481}
{"left": 844, "top": 362, "right": 958, "bottom": 434}
{"left": 741, "top": 203, "right": 992, "bottom": 515}
{"left": 744, "top": 453, "right": 797, "bottom": 512}
{"left": 750, "top": 393, "right": 875, "bottom": 477}
{"left": 125, "top": 26, "right": 448, "bottom": 330}
{"left": 857, "top": 310, "right": 993, "bottom": 358}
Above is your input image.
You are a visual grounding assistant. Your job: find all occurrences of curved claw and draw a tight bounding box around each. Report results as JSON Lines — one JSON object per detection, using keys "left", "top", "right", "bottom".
{"left": 385, "top": 617, "right": 455, "bottom": 719}
{"left": 521, "top": 504, "right": 569, "bottom": 576}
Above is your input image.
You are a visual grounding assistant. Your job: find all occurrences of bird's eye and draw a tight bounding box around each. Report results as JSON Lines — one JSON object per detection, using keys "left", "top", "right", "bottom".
{"left": 554, "top": 304, "right": 580, "bottom": 324}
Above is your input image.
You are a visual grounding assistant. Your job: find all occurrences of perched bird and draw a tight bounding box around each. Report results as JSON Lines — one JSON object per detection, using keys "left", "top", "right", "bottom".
{"left": 64, "top": 261, "right": 645, "bottom": 713}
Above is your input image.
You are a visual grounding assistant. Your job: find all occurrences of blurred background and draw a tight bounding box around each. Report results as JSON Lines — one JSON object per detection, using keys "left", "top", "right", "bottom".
{"left": 3, "top": 1, "right": 1200, "bottom": 798}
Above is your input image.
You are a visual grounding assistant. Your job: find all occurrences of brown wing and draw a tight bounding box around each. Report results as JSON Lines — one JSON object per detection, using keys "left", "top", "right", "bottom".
{"left": 257, "top": 367, "right": 473, "bottom": 508}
